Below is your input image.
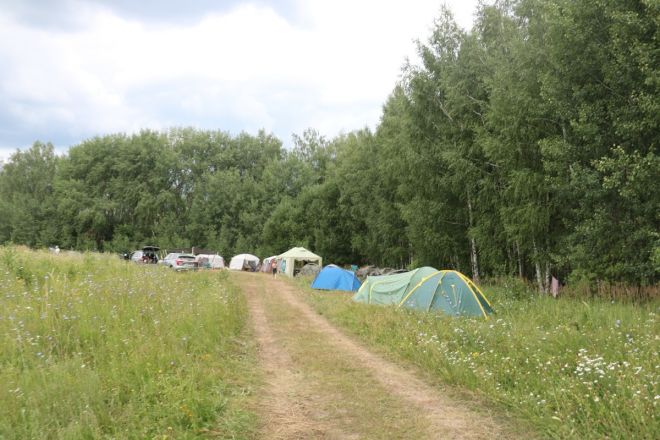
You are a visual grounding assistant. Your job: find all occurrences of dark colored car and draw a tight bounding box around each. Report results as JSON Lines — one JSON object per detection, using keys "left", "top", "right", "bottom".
{"left": 130, "top": 246, "right": 160, "bottom": 264}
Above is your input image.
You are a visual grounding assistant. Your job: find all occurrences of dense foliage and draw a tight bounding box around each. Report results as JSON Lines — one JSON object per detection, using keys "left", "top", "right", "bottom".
{"left": 0, "top": 0, "right": 657, "bottom": 290}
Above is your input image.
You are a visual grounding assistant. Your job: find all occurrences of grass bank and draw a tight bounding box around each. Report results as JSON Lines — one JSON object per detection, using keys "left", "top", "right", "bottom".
{"left": 0, "top": 246, "right": 257, "bottom": 439}
{"left": 295, "top": 276, "right": 659, "bottom": 439}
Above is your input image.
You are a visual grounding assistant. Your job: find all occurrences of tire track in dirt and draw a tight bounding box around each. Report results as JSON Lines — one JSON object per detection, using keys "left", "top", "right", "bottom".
{"left": 242, "top": 274, "right": 356, "bottom": 439}
{"left": 269, "top": 277, "right": 510, "bottom": 440}
{"left": 239, "top": 272, "right": 515, "bottom": 439}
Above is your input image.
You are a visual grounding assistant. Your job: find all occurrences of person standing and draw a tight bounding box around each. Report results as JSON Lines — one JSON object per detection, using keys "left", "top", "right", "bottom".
{"left": 271, "top": 259, "right": 277, "bottom": 278}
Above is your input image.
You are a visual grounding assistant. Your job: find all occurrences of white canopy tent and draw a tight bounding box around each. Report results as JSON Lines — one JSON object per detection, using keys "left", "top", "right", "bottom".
{"left": 196, "top": 254, "right": 225, "bottom": 269}
{"left": 277, "top": 247, "right": 322, "bottom": 277}
{"left": 229, "top": 253, "right": 260, "bottom": 271}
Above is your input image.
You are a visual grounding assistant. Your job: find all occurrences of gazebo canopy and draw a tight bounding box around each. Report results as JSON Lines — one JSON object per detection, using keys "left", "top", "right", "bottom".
{"left": 277, "top": 247, "right": 322, "bottom": 277}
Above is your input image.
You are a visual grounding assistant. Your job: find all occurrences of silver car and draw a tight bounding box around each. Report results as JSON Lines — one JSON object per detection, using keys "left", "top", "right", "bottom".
{"left": 160, "top": 253, "right": 198, "bottom": 271}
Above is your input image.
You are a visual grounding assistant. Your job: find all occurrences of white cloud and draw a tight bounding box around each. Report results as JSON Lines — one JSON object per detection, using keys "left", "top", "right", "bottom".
{"left": 0, "top": 0, "right": 480, "bottom": 161}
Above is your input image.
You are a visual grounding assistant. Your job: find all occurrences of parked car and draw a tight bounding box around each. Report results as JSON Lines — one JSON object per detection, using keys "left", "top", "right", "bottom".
{"left": 130, "top": 250, "right": 145, "bottom": 262}
{"left": 161, "top": 253, "right": 198, "bottom": 271}
{"left": 129, "top": 246, "right": 160, "bottom": 264}
{"left": 160, "top": 253, "right": 180, "bottom": 267}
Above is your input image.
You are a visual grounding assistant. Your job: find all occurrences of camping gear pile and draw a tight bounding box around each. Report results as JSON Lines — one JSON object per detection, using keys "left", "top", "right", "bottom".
{"left": 298, "top": 263, "right": 321, "bottom": 276}
{"left": 356, "top": 266, "right": 407, "bottom": 278}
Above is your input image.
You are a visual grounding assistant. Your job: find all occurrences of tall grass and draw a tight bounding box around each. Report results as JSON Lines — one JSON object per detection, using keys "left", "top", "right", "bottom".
{"left": 298, "top": 277, "right": 659, "bottom": 439}
{"left": 0, "top": 246, "right": 257, "bottom": 439}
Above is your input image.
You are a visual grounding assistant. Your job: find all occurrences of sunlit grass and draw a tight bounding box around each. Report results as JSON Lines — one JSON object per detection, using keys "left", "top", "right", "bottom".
{"left": 296, "top": 276, "right": 659, "bottom": 439}
{"left": 0, "top": 246, "right": 257, "bottom": 439}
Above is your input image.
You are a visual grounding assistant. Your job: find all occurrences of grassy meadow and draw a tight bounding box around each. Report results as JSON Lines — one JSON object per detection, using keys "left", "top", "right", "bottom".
{"left": 0, "top": 247, "right": 257, "bottom": 439}
{"left": 297, "top": 277, "right": 659, "bottom": 439}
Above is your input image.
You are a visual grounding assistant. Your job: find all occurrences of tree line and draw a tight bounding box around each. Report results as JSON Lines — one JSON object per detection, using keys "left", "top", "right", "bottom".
{"left": 0, "top": 0, "right": 657, "bottom": 291}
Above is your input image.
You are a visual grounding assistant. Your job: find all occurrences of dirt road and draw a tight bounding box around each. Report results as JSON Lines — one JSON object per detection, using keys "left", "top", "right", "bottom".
{"left": 234, "top": 272, "right": 517, "bottom": 439}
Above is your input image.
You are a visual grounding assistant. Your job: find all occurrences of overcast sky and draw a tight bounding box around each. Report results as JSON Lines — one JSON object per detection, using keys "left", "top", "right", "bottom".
{"left": 0, "top": 0, "right": 480, "bottom": 161}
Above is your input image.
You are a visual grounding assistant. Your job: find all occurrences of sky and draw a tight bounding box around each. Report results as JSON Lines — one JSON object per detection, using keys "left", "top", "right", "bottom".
{"left": 0, "top": 0, "right": 480, "bottom": 161}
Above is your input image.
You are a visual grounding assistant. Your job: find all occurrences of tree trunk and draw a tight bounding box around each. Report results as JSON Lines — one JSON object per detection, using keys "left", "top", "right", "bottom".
{"left": 534, "top": 261, "right": 544, "bottom": 294}
{"left": 515, "top": 241, "right": 523, "bottom": 278}
{"left": 452, "top": 255, "right": 461, "bottom": 272}
{"left": 533, "top": 239, "right": 546, "bottom": 295}
{"left": 470, "top": 237, "right": 480, "bottom": 282}
{"left": 466, "top": 191, "right": 480, "bottom": 283}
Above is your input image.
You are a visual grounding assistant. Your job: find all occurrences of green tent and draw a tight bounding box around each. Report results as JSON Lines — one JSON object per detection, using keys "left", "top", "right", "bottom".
{"left": 352, "top": 267, "right": 493, "bottom": 318}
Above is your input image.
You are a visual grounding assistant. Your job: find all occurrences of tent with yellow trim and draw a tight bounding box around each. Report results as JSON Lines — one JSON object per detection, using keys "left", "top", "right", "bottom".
{"left": 352, "top": 267, "right": 493, "bottom": 318}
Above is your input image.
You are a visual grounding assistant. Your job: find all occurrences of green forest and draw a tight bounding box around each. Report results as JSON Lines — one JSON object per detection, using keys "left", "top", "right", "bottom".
{"left": 0, "top": 0, "right": 657, "bottom": 292}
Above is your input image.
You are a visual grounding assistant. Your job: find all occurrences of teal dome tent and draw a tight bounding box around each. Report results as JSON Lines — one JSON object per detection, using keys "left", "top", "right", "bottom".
{"left": 352, "top": 267, "right": 493, "bottom": 318}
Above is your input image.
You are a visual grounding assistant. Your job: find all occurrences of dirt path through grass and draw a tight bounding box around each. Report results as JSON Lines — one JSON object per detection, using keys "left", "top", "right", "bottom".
{"left": 235, "top": 272, "right": 513, "bottom": 439}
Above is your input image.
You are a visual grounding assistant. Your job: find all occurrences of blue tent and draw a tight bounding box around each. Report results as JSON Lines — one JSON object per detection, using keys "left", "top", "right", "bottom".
{"left": 311, "top": 265, "right": 362, "bottom": 292}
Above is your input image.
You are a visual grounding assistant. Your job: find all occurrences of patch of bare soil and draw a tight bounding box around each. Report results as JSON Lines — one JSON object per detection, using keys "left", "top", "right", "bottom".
{"left": 238, "top": 272, "right": 515, "bottom": 439}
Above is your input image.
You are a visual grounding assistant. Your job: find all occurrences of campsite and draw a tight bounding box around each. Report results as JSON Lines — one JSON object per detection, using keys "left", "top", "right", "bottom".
{"left": 0, "top": 246, "right": 657, "bottom": 439}
{"left": 0, "top": 0, "right": 657, "bottom": 438}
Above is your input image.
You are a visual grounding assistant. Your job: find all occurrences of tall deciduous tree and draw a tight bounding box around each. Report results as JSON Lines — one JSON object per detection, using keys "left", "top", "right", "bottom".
{"left": 0, "top": 142, "right": 58, "bottom": 246}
